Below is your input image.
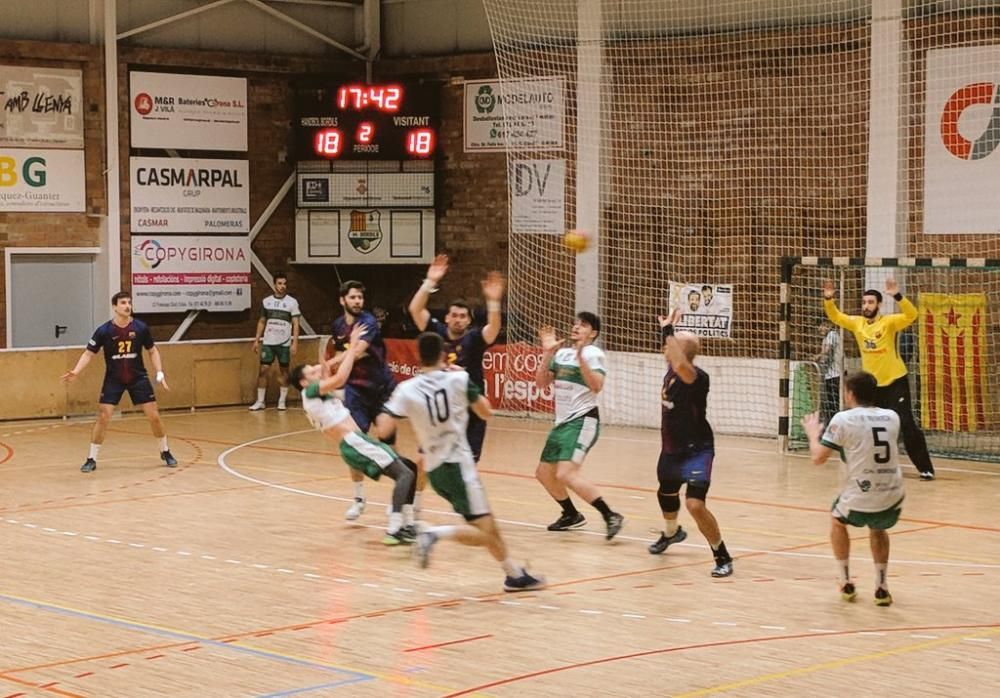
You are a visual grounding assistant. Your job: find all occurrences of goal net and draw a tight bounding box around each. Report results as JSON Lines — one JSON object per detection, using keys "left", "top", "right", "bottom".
{"left": 482, "top": 1, "right": 1000, "bottom": 462}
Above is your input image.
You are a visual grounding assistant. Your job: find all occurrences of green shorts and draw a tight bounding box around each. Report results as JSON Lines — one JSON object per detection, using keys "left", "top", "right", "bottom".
{"left": 260, "top": 344, "right": 291, "bottom": 367}
{"left": 339, "top": 431, "right": 397, "bottom": 480}
{"left": 428, "top": 458, "right": 490, "bottom": 520}
{"left": 832, "top": 496, "right": 903, "bottom": 530}
{"left": 540, "top": 413, "right": 600, "bottom": 465}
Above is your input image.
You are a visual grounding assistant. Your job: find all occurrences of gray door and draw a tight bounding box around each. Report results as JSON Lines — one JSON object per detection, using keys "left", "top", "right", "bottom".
{"left": 10, "top": 254, "right": 96, "bottom": 347}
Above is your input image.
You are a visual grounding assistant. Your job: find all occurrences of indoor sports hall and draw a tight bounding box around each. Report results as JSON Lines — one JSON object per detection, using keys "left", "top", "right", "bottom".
{"left": 1, "top": 1, "right": 998, "bottom": 696}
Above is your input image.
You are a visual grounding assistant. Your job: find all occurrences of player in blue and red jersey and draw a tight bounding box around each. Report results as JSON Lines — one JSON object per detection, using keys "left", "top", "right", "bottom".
{"left": 407, "top": 254, "right": 505, "bottom": 462}
{"left": 62, "top": 291, "right": 177, "bottom": 473}
{"left": 647, "top": 308, "right": 733, "bottom": 577}
{"left": 328, "top": 280, "right": 400, "bottom": 521}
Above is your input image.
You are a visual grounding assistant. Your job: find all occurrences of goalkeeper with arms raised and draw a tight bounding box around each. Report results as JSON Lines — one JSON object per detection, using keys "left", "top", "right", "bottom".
{"left": 821, "top": 276, "right": 935, "bottom": 480}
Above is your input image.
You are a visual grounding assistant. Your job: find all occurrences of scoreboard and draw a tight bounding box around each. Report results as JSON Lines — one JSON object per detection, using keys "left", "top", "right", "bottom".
{"left": 295, "top": 81, "right": 440, "bottom": 161}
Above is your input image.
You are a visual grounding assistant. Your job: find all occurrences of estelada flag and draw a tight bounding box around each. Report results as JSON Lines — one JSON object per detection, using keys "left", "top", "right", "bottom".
{"left": 918, "top": 293, "right": 988, "bottom": 431}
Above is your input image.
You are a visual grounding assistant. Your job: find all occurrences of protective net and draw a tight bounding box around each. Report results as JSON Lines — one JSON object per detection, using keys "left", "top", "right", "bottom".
{"left": 482, "top": 1, "right": 1000, "bottom": 461}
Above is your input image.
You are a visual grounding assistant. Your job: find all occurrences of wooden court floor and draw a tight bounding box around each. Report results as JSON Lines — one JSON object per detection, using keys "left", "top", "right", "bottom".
{"left": 1, "top": 406, "right": 998, "bottom": 697}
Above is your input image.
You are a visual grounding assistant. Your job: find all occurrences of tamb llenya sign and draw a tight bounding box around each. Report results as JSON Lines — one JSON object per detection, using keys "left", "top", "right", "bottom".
{"left": 0, "top": 65, "right": 83, "bottom": 148}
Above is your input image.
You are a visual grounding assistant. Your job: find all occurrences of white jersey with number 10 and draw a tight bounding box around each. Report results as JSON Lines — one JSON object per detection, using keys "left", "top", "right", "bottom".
{"left": 384, "top": 369, "right": 482, "bottom": 473}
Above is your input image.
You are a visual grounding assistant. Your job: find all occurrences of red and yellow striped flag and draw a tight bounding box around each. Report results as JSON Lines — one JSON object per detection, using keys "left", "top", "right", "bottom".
{"left": 918, "top": 292, "right": 988, "bottom": 432}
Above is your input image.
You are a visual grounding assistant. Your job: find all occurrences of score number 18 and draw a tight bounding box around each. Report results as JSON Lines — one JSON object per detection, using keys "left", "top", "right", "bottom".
{"left": 313, "top": 126, "right": 435, "bottom": 158}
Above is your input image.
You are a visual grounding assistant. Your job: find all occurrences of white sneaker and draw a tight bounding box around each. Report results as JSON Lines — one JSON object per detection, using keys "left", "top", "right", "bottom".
{"left": 277, "top": 401, "right": 287, "bottom": 411}
{"left": 345, "top": 498, "right": 366, "bottom": 521}
{"left": 249, "top": 401, "right": 265, "bottom": 411}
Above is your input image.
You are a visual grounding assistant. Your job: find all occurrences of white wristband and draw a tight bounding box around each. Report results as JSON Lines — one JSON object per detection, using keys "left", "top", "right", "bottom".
{"left": 420, "top": 278, "right": 437, "bottom": 294}
{"left": 487, "top": 300, "right": 502, "bottom": 312}
{"left": 155, "top": 371, "right": 165, "bottom": 383}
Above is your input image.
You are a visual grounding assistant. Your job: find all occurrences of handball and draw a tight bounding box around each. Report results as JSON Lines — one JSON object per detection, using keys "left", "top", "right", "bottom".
{"left": 562, "top": 229, "right": 591, "bottom": 252}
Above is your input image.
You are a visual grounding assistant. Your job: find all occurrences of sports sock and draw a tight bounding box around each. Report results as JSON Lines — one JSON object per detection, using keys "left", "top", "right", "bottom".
{"left": 835, "top": 558, "right": 850, "bottom": 584}
{"left": 402, "top": 504, "right": 415, "bottom": 526}
{"left": 256, "top": 387, "right": 266, "bottom": 403}
{"left": 430, "top": 525, "right": 457, "bottom": 540}
{"left": 387, "top": 511, "right": 403, "bottom": 534}
{"left": 590, "top": 497, "right": 613, "bottom": 519}
{"left": 353, "top": 482, "right": 364, "bottom": 500}
{"left": 413, "top": 490, "right": 423, "bottom": 513}
{"left": 278, "top": 386, "right": 288, "bottom": 402}
{"left": 88, "top": 443, "right": 100, "bottom": 460}
{"left": 500, "top": 558, "right": 522, "bottom": 577}
{"left": 712, "top": 540, "right": 731, "bottom": 562}
{"left": 664, "top": 519, "right": 679, "bottom": 537}
{"left": 875, "top": 562, "right": 888, "bottom": 589}
{"left": 159, "top": 437, "right": 169, "bottom": 452}
{"left": 557, "top": 497, "right": 578, "bottom": 516}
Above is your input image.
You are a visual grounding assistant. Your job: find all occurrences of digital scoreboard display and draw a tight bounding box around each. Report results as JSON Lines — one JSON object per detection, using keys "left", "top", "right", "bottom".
{"left": 295, "top": 81, "right": 440, "bottom": 161}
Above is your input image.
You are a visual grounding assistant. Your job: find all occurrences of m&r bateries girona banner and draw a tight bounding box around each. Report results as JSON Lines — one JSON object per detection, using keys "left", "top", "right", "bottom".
{"left": 0, "top": 65, "right": 83, "bottom": 148}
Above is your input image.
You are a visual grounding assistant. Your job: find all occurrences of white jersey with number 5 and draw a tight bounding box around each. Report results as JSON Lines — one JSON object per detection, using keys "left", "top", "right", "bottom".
{"left": 550, "top": 345, "right": 607, "bottom": 425}
{"left": 821, "top": 406, "right": 904, "bottom": 512}
{"left": 383, "top": 369, "right": 482, "bottom": 473}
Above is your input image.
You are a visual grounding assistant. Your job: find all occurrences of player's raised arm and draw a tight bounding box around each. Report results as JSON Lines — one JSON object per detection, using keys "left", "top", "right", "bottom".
{"left": 535, "top": 326, "right": 561, "bottom": 389}
{"left": 822, "top": 279, "right": 855, "bottom": 329}
{"left": 409, "top": 254, "right": 449, "bottom": 332}
{"left": 883, "top": 276, "right": 918, "bottom": 329}
{"left": 320, "top": 323, "right": 367, "bottom": 393}
{"left": 481, "top": 271, "right": 506, "bottom": 345}
{"left": 801, "top": 412, "right": 834, "bottom": 465}
{"left": 659, "top": 309, "right": 698, "bottom": 384}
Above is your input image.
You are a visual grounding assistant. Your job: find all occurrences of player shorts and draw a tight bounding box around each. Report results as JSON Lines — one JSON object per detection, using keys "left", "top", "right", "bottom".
{"left": 99, "top": 375, "right": 156, "bottom": 406}
{"left": 832, "top": 496, "right": 904, "bottom": 530}
{"left": 338, "top": 430, "right": 398, "bottom": 480}
{"left": 540, "top": 411, "right": 600, "bottom": 465}
{"left": 428, "top": 458, "right": 491, "bottom": 521}
{"left": 344, "top": 382, "right": 395, "bottom": 432}
{"left": 260, "top": 344, "right": 291, "bottom": 367}
{"left": 657, "top": 448, "right": 714, "bottom": 486}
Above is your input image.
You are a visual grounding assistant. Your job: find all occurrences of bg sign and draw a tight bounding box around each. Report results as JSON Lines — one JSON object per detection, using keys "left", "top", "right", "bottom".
{"left": 0, "top": 149, "right": 85, "bottom": 211}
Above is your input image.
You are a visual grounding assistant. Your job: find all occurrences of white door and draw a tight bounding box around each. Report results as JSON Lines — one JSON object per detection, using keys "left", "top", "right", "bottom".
{"left": 10, "top": 254, "right": 96, "bottom": 347}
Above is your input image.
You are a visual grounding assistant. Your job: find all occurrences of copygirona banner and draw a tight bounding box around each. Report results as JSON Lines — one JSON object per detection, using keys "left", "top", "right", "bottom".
{"left": 385, "top": 339, "right": 554, "bottom": 412}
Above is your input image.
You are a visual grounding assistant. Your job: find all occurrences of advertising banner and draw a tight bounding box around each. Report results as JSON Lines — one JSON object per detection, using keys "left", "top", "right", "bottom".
{"left": 0, "top": 65, "right": 83, "bottom": 148}
{"left": 130, "top": 71, "right": 247, "bottom": 151}
{"left": 668, "top": 282, "right": 734, "bottom": 338}
{"left": 0, "top": 148, "right": 85, "bottom": 211}
{"left": 464, "top": 77, "right": 564, "bottom": 152}
{"left": 130, "top": 157, "right": 249, "bottom": 233}
{"left": 131, "top": 235, "right": 251, "bottom": 313}
{"left": 510, "top": 159, "right": 565, "bottom": 234}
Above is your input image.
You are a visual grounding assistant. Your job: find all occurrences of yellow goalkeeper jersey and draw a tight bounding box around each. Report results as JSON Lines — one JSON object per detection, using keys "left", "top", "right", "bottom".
{"left": 823, "top": 297, "right": 917, "bottom": 386}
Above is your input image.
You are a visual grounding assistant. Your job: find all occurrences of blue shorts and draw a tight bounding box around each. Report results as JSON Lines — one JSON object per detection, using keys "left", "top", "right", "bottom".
{"left": 657, "top": 448, "right": 714, "bottom": 486}
{"left": 344, "top": 382, "right": 395, "bottom": 432}
{"left": 100, "top": 375, "right": 156, "bottom": 406}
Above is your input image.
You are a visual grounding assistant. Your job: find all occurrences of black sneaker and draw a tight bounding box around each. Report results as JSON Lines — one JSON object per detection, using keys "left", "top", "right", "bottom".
{"left": 547, "top": 512, "right": 586, "bottom": 531}
{"left": 605, "top": 512, "right": 625, "bottom": 540}
{"left": 840, "top": 582, "right": 858, "bottom": 602}
{"left": 503, "top": 571, "right": 546, "bottom": 592}
{"left": 648, "top": 526, "right": 688, "bottom": 554}
{"left": 711, "top": 558, "right": 734, "bottom": 578}
{"left": 383, "top": 525, "right": 417, "bottom": 546}
{"left": 161, "top": 450, "right": 178, "bottom": 467}
{"left": 874, "top": 587, "right": 893, "bottom": 606}
{"left": 80, "top": 458, "right": 97, "bottom": 473}
{"left": 919, "top": 471, "right": 935, "bottom": 481}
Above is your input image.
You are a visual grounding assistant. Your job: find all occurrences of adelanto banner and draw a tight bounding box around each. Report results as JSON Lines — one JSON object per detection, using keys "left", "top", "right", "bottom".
{"left": 130, "top": 157, "right": 249, "bottom": 233}
{"left": 131, "top": 235, "right": 251, "bottom": 313}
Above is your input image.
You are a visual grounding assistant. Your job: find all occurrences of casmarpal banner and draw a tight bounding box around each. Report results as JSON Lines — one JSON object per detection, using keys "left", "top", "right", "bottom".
{"left": 131, "top": 235, "right": 251, "bottom": 313}
{"left": 0, "top": 149, "right": 85, "bottom": 211}
{"left": 0, "top": 65, "right": 83, "bottom": 148}
{"left": 130, "top": 157, "right": 249, "bottom": 233}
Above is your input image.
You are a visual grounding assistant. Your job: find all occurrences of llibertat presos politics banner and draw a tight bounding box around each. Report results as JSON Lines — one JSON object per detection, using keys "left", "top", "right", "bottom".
{"left": 0, "top": 65, "right": 83, "bottom": 148}
{"left": 924, "top": 46, "right": 1000, "bottom": 234}
{"left": 130, "top": 71, "right": 247, "bottom": 151}
{"left": 131, "top": 235, "right": 251, "bottom": 313}
{"left": 130, "top": 157, "right": 249, "bottom": 233}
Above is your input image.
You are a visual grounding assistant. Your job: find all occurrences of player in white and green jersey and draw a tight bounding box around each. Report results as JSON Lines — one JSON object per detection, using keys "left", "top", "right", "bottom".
{"left": 379, "top": 332, "right": 544, "bottom": 592}
{"left": 288, "top": 322, "right": 418, "bottom": 546}
{"left": 251, "top": 273, "right": 301, "bottom": 411}
{"left": 802, "top": 371, "right": 905, "bottom": 607}
{"left": 534, "top": 312, "right": 624, "bottom": 541}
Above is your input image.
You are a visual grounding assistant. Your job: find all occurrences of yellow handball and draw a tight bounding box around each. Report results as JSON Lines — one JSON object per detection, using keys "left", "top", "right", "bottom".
{"left": 562, "top": 229, "right": 591, "bottom": 252}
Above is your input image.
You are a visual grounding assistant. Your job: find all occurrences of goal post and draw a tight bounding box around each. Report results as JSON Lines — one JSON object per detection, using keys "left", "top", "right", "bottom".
{"left": 780, "top": 255, "right": 1000, "bottom": 463}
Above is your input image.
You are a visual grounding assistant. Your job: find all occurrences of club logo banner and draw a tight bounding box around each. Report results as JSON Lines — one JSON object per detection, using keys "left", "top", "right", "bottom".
{"left": 918, "top": 292, "right": 988, "bottom": 431}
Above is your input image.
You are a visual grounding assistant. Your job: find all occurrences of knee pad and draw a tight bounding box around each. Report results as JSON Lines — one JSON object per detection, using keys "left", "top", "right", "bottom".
{"left": 657, "top": 491, "right": 681, "bottom": 513}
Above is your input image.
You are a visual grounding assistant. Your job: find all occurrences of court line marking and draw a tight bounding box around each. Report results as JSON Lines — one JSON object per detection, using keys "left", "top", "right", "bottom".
{"left": 439, "top": 623, "right": 1000, "bottom": 697}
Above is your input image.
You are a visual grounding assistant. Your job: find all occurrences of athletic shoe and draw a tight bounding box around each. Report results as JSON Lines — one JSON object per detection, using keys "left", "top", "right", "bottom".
{"left": 546, "top": 512, "right": 586, "bottom": 531}
{"left": 80, "top": 458, "right": 97, "bottom": 473}
{"left": 711, "top": 559, "right": 734, "bottom": 578}
{"left": 840, "top": 581, "right": 858, "bottom": 602}
{"left": 383, "top": 525, "right": 416, "bottom": 546}
{"left": 345, "top": 498, "right": 366, "bottom": 521}
{"left": 605, "top": 512, "right": 625, "bottom": 541}
{"left": 648, "top": 526, "right": 688, "bottom": 555}
{"left": 249, "top": 401, "right": 266, "bottom": 411}
{"left": 874, "top": 587, "right": 893, "bottom": 606}
{"left": 919, "top": 471, "right": 935, "bottom": 481}
{"left": 503, "top": 571, "right": 546, "bottom": 592}
{"left": 415, "top": 530, "right": 437, "bottom": 568}
{"left": 277, "top": 401, "right": 287, "bottom": 411}
{"left": 161, "top": 450, "right": 178, "bottom": 467}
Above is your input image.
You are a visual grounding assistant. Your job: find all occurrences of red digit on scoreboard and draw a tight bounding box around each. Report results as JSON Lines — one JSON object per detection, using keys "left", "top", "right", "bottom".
{"left": 314, "top": 128, "right": 342, "bottom": 157}
{"left": 357, "top": 122, "right": 374, "bottom": 144}
{"left": 406, "top": 128, "right": 435, "bottom": 156}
